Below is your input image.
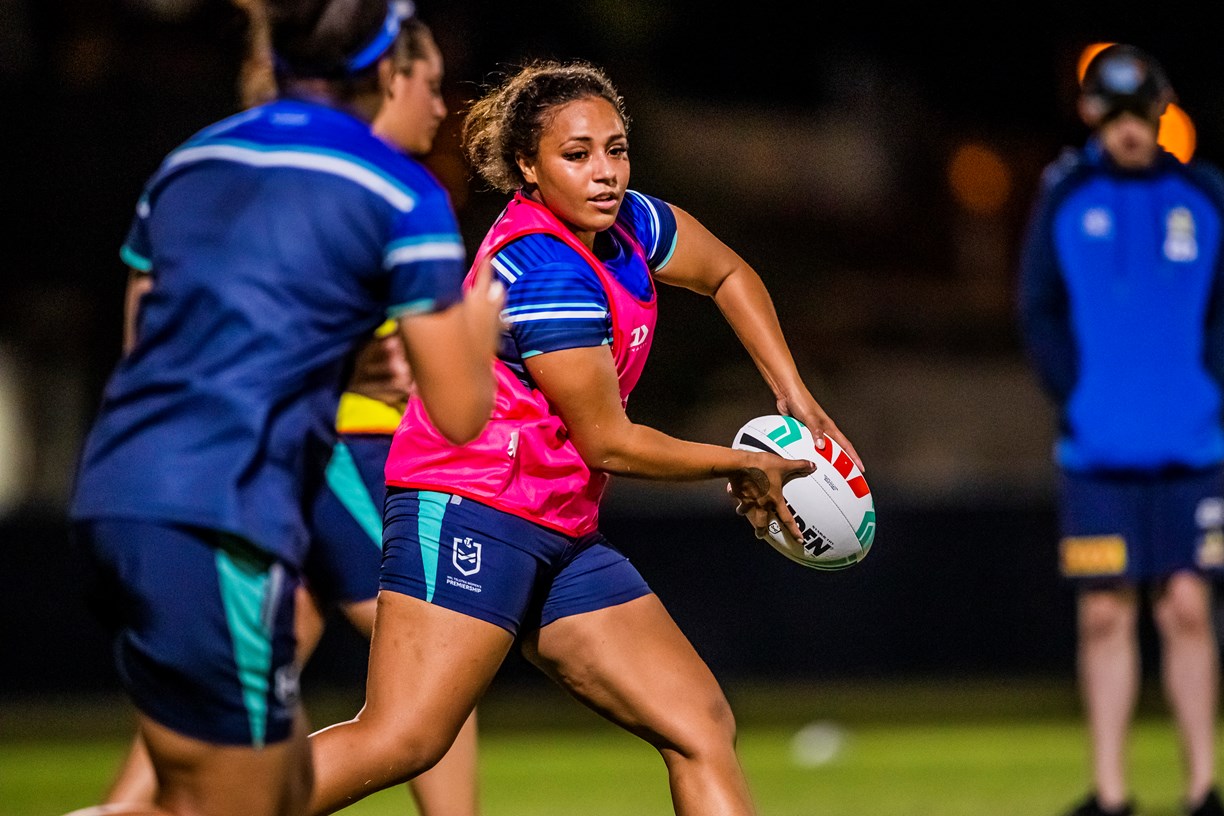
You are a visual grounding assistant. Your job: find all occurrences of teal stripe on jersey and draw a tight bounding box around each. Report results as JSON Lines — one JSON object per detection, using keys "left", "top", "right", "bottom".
{"left": 214, "top": 543, "right": 274, "bottom": 747}
{"left": 387, "top": 297, "right": 439, "bottom": 318}
{"left": 120, "top": 244, "right": 153, "bottom": 273}
{"left": 491, "top": 253, "right": 524, "bottom": 283}
{"left": 505, "top": 309, "right": 608, "bottom": 323}
{"left": 504, "top": 301, "right": 606, "bottom": 315}
{"left": 162, "top": 140, "right": 418, "bottom": 212}
{"left": 654, "top": 232, "right": 679, "bottom": 271}
{"left": 383, "top": 234, "right": 465, "bottom": 268}
{"left": 416, "top": 491, "right": 450, "bottom": 603}
{"left": 323, "top": 441, "right": 382, "bottom": 549}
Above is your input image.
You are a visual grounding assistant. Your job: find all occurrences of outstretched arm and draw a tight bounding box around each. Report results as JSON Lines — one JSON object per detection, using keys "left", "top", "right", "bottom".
{"left": 527, "top": 344, "right": 815, "bottom": 540}
{"left": 652, "top": 204, "right": 863, "bottom": 470}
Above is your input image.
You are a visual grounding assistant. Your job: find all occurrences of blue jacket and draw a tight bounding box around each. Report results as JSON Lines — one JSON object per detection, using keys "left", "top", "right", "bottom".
{"left": 1018, "top": 139, "right": 1224, "bottom": 473}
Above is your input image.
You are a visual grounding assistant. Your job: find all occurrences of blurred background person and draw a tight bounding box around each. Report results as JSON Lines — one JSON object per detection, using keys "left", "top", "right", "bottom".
{"left": 1018, "top": 43, "right": 1224, "bottom": 816}
{"left": 64, "top": 0, "right": 503, "bottom": 812}
{"left": 93, "top": 5, "right": 482, "bottom": 816}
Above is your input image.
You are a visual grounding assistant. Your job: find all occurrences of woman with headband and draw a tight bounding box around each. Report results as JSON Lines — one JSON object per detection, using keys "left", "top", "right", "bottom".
{"left": 65, "top": 2, "right": 503, "bottom": 814}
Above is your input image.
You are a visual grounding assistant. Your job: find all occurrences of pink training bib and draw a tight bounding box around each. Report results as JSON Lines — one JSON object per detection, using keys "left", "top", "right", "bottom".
{"left": 386, "top": 192, "right": 658, "bottom": 536}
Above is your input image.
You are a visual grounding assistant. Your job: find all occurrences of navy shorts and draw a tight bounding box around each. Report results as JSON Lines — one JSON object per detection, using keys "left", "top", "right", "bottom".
{"left": 380, "top": 489, "right": 652, "bottom": 635}
{"left": 1058, "top": 467, "right": 1224, "bottom": 586}
{"left": 75, "top": 519, "right": 300, "bottom": 746}
{"left": 303, "top": 435, "right": 388, "bottom": 606}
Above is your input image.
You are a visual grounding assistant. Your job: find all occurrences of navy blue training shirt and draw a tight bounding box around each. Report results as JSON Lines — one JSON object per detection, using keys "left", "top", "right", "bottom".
{"left": 70, "top": 99, "right": 466, "bottom": 565}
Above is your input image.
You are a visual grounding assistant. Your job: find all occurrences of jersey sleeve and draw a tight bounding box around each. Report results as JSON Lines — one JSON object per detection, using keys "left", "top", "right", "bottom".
{"left": 620, "top": 190, "right": 678, "bottom": 271}
{"left": 1016, "top": 167, "right": 1077, "bottom": 407}
{"left": 495, "top": 234, "right": 611, "bottom": 358}
{"left": 383, "top": 185, "right": 466, "bottom": 318}
{"left": 120, "top": 195, "right": 154, "bottom": 274}
{"left": 1188, "top": 159, "right": 1224, "bottom": 387}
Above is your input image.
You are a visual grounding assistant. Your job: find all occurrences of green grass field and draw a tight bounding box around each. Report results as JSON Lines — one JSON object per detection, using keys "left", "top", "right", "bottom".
{"left": 3, "top": 677, "right": 1218, "bottom": 816}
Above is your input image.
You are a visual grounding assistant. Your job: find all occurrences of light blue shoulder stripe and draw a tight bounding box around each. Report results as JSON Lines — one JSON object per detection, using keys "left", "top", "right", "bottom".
{"left": 383, "top": 234, "right": 466, "bottom": 268}
{"left": 626, "top": 190, "right": 661, "bottom": 257}
{"left": 416, "top": 491, "right": 450, "bottom": 603}
{"left": 387, "top": 297, "right": 440, "bottom": 318}
{"left": 654, "top": 232, "right": 678, "bottom": 272}
{"left": 323, "top": 442, "right": 383, "bottom": 549}
{"left": 161, "top": 139, "right": 418, "bottom": 213}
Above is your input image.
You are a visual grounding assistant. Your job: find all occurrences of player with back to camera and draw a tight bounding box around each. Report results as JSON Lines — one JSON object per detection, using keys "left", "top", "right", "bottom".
{"left": 1018, "top": 43, "right": 1224, "bottom": 816}
{"left": 89, "top": 5, "right": 482, "bottom": 816}
{"left": 63, "top": 0, "right": 504, "bottom": 813}
{"left": 305, "top": 59, "right": 863, "bottom": 816}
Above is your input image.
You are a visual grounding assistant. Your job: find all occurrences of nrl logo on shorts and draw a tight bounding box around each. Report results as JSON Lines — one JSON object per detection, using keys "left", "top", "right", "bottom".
{"left": 453, "top": 536, "right": 482, "bottom": 576}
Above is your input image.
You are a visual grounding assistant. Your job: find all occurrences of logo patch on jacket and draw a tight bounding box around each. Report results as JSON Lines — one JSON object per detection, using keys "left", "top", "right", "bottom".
{"left": 1164, "top": 206, "right": 1198, "bottom": 262}
{"left": 1082, "top": 207, "right": 1113, "bottom": 238}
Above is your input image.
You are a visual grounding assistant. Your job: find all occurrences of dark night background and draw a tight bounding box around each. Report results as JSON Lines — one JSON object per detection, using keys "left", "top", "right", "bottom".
{"left": 2, "top": 1, "right": 1222, "bottom": 698}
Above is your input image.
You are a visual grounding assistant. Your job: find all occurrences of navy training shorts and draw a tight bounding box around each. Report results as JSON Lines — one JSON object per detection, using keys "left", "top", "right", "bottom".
{"left": 303, "top": 435, "right": 388, "bottom": 606}
{"left": 380, "top": 489, "right": 652, "bottom": 635}
{"left": 75, "top": 519, "right": 300, "bottom": 746}
{"left": 1058, "top": 466, "right": 1224, "bottom": 586}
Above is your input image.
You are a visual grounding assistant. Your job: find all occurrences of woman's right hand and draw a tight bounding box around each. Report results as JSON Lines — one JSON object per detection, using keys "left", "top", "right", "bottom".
{"left": 727, "top": 452, "right": 815, "bottom": 542}
{"left": 463, "top": 256, "right": 506, "bottom": 358}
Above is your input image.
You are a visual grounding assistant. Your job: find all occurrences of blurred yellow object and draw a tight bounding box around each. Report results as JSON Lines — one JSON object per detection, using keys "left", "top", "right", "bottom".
{"left": 374, "top": 318, "right": 399, "bottom": 339}
{"left": 335, "top": 392, "right": 403, "bottom": 434}
{"left": 1060, "top": 535, "right": 1127, "bottom": 576}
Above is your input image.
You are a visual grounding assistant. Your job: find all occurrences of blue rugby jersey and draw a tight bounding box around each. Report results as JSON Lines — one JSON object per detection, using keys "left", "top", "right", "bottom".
{"left": 1018, "top": 139, "right": 1224, "bottom": 472}
{"left": 70, "top": 99, "right": 466, "bottom": 565}
{"left": 493, "top": 189, "right": 677, "bottom": 386}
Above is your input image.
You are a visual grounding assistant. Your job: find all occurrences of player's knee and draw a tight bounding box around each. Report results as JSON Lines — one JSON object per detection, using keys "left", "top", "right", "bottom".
{"left": 1077, "top": 590, "right": 1135, "bottom": 641}
{"left": 359, "top": 719, "right": 452, "bottom": 780}
{"left": 1154, "top": 574, "right": 1212, "bottom": 638}
{"left": 654, "top": 690, "right": 739, "bottom": 759}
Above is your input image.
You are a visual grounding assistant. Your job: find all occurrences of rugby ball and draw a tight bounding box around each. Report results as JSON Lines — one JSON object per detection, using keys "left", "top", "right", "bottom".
{"left": 731, "top": 415, "right": 875, "bottom": 570}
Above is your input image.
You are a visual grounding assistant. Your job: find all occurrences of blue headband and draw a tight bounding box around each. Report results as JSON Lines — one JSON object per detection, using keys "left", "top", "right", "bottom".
{"left": 344, "top": 1, "right": 414, "bottom": 73}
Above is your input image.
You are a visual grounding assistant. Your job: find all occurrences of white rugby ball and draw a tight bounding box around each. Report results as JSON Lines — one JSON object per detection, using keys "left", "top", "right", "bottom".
{"left": 731, "top": 415, "right": 875, "bottom": 570}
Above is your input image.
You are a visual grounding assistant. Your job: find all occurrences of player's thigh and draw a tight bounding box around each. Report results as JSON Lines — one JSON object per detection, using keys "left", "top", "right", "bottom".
{"left": 525, "top": 593, "right": 736, "bottom": 748}
{"left": 362, "top": 590, "right": 511, "bottom": 752}
{"left": 142, "top": 710, "right": 311, "bottom": 816}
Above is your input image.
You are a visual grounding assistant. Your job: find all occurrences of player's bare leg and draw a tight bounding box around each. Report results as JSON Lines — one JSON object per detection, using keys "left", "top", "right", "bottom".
{"left": 1152, "top": 571, "right": 1218, "bottom": 805}
{"left": 133, "top": 710, "right": 312, "bottom": 816}
{"left": 1077, "top": 586, "right": 1140, "bottom": 811}
{"left": 524, "top": 593, "right": 756, "bottom": 816}
{"left": 340, "top": 596, "right": 483, "bottom": 816}
{"left": 308, "top": 591, "right": 510, "bottom": 816}
{"left": 101, "top": 733, "right": 157, "bottom": 807}
{"left": 62, "top": 804, "right": 168, "bottom": 816}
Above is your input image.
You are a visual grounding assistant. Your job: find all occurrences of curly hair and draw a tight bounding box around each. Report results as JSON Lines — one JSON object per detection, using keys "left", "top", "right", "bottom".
{"left": 462, "top": 60, "right": 629, "bottom": 193}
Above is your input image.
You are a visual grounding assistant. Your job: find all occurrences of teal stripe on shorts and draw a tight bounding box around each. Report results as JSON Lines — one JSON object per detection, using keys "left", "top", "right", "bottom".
{"left": 215, "top": 540, "right": 277, "bottom": 747}
{"left": 324, "top": 441, "right": 383, "bottom": 548}
{"left": 416, "top": 491, "right": 449, "bottom": 603}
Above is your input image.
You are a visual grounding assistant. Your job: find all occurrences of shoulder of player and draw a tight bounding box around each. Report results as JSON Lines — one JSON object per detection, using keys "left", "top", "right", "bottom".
{"left": 498, "top": 232, "right": 586, "bottom": 271}
{"left": 1170, "top": 155, "right": 1224, "bottom": 212}
{"left": 1039, "top": 147, "right": 1092, "bottom": 194}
